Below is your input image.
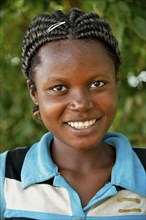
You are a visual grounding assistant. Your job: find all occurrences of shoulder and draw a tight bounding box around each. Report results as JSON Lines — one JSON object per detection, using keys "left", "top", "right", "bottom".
{"left": 0, "top": 147, "right": 30, "bottom": 219}
{"left": 4, "top": 147, "right": 30, "bottom": 180}
{"left": 0, "top": 147, "right": 30, "bottom": 184}
{"left": 132, "top": 147, "right": 146, "bottom": 171}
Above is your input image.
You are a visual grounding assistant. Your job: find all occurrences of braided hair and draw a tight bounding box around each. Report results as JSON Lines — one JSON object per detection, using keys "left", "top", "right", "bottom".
{"left": 22, "top": 8, "right": 121, "bottom": 120}
{"left": 22, "top": 8, "right": 121, "bottom": 79}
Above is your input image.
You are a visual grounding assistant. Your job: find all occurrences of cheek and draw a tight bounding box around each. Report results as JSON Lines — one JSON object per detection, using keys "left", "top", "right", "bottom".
{"left": 38, "top": 97, "right": 65, "bottom": 123}
{"left": 99, "top": 90, "right": 118, "bottom": 116}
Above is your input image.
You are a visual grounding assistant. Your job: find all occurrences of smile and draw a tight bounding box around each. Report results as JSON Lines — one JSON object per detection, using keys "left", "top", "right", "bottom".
{"left": 67, "top": 119, "right": 96, "bottom": 129}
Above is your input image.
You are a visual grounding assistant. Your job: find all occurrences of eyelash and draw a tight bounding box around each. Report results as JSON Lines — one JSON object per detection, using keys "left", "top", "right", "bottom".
{"left": 51, "top": 85, "right": 68, "bottom": 92}
{"left": 90, "top": 81, "right": 105, "bottom": 89}
{"left": 50, "top": 81, "right": 105, "bottom": 93}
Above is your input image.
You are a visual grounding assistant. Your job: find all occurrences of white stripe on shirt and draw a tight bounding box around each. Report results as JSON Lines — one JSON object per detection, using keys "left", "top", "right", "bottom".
{"left": 5, "top": 178, "right": 72, "bottom": 215}
{"left": 88, "top": 190, "right": 146, "bottom": 216}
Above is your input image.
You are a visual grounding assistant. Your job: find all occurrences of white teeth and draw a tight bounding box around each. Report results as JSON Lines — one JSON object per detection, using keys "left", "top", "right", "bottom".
{"left": 68, "top": 119, "right": 96, "bottom": 129}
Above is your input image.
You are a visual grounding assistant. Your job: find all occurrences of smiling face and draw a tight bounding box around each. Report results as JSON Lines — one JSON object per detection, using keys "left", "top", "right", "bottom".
{"left": 29, "top": 39, "right": 117, "bottom": 150}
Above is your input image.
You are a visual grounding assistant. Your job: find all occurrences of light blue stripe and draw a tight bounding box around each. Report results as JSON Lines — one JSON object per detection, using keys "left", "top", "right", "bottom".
{"left": 4, "top": 209, "right": 146, "bottom": 220}
{"left": 87, "top": 215, "right": 146, "bottom": 220}
{"left": 5, "top": 209, "right": 72, "bottom": 220}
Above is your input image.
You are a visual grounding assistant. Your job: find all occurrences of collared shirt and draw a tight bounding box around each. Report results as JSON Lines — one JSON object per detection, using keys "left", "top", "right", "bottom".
{"left": 0, "top": 132, "right": 146, "bottom": 220}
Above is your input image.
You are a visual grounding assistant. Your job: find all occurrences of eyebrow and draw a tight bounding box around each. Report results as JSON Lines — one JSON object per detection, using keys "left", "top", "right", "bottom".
{"left": 50, "top": 71, "right": 114, "bottom": 79}
{"left": 46, "top": 76, "right": 69, "bottom": 83}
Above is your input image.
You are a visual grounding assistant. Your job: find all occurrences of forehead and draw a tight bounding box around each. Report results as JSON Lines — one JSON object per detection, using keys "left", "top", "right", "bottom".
{"left": 39, "top": 39, "right": 112, "bottom": 61}
{"left": 35, "top": 39, "right": 115, "bottom": 77}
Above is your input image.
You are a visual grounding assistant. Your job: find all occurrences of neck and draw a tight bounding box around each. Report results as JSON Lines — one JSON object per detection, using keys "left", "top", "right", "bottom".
{"left": 51, "top": 138, "right": 115, "bottom": 174}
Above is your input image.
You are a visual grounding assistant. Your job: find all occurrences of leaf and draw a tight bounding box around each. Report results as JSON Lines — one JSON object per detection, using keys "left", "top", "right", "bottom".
{"left": 116, "top": 1, "right": 131, "bottom": 17}
{"left": 131, "top": 16, "right": 146, "bottom": 40}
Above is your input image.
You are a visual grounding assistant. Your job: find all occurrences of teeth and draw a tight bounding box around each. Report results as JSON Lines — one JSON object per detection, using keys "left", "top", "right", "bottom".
{"left": 68, "top": 119, "right": 96, "bottom": 129}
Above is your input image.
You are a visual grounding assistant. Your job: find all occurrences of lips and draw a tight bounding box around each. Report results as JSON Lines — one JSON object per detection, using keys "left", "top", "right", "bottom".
{"left": 67, "top": 119, "right": 97, "bottom": 130}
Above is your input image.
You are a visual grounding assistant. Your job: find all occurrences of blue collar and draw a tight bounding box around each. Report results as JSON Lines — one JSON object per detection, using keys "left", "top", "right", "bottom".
{"left": 21, "top": 133, "right": 58, "bottom": 188}
{"left": 21, "top": 132, "right": 146, "bottom": 196}
{"left": 103, "top": 132, "right": 146, "bottom": 196}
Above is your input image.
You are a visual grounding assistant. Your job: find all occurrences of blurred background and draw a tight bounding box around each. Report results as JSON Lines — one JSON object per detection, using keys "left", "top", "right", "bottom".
{"left": 0, "top": 0, "right": 146, "bottom": 152}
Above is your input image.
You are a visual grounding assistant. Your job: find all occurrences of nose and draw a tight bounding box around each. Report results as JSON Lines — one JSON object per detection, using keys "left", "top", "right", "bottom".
{"left": 67, "top": 89, "right": 94, "bottom": 112}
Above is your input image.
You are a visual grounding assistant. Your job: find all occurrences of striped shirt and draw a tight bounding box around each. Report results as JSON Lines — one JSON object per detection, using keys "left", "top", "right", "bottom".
{"left": 0, "top": 132, "right": 146, "bottom": 220}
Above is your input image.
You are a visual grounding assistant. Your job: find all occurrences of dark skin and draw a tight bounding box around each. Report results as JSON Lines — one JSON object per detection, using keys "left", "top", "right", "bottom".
{"left": 28, "top": 39, "right": 117, "bottom": 207}
{"left": 52, "top": 141, "right": 115, "bottom": 207}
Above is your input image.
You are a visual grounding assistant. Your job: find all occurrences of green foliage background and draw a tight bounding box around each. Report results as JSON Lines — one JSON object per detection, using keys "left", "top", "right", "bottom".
{"left": 0, "top": 0, "right": 146, "bottom": 152}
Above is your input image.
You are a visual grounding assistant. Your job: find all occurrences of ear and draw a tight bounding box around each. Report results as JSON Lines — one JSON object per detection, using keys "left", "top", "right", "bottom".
{"left": 27, "top": 80, "right": 38, "bottom": 105}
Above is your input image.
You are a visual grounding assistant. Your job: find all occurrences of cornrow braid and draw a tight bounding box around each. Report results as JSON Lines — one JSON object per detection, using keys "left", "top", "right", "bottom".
{"left": 22, "top": 8, "right": 121, "bottom": 80}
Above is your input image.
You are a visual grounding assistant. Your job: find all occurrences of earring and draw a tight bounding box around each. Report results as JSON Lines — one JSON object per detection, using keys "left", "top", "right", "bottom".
{"left": 32, "top": 105, "right": 42, "bottom": 122}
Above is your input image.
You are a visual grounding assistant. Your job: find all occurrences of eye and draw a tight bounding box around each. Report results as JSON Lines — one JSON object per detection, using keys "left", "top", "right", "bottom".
{"left": 52, "top": 85, "right": 68, "bottom": 92}
{"left": 90, "top": 81, "right": 105, "bottom": 89}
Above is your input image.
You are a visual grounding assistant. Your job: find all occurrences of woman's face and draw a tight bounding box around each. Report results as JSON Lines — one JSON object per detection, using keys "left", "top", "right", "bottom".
{"left": 29, "top": 39, "right": 118, "bottom": 150}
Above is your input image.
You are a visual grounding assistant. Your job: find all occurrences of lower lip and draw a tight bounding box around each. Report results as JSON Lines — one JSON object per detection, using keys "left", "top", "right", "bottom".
{"left": 66, "top": 119, "right": 101, "bottom": 136}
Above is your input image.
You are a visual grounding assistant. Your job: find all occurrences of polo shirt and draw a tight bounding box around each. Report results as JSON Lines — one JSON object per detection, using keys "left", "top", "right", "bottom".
{"left": 0, "top": 132, "right": 146, "bottom": 220}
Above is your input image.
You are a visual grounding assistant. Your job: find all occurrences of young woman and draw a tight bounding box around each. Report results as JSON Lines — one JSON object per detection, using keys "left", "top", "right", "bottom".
{"left": 1, "top": 8, "right": 145, "bottom": 220}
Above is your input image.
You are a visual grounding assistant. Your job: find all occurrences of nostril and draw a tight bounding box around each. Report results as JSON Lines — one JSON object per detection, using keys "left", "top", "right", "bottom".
{"left": 67, "top": 98, "right": 94, "bottom": 111}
